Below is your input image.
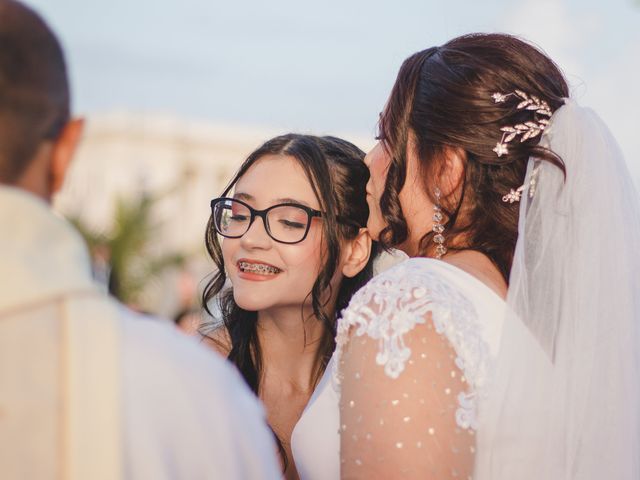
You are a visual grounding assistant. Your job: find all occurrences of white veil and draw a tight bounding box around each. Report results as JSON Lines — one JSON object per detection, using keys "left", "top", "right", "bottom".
{"left": 475, "top": 99, "right": 640, "bottom": 479}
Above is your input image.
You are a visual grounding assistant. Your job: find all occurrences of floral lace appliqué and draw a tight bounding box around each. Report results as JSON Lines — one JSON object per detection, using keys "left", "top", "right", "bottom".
{"left": 333, "top": 260, "right": 492, "bottom": 431}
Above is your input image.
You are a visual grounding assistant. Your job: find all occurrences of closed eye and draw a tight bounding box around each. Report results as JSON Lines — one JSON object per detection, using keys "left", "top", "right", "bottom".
{"left": 279, "top": 219, "right": 305, "bottom": 229}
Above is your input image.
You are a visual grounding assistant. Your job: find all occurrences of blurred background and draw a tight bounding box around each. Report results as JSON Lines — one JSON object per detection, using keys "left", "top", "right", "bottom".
{"left": 24, "top": 0, "right": 640, "bottom": 320}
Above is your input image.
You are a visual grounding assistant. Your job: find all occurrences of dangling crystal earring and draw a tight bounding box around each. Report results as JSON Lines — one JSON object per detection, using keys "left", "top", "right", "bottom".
{"left": 432, "top": 188, "right": 447, "bottom": 259}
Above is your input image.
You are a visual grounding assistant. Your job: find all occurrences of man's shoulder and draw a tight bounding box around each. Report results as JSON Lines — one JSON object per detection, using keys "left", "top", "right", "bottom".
{"left": 115, "top": 304, "right": 239, "bottom": 388}
{"left": 107, "top": 305, "right": 279, "bottom": 478}
{"left": 66, "top": 293, "right": 248, "bottom": 401}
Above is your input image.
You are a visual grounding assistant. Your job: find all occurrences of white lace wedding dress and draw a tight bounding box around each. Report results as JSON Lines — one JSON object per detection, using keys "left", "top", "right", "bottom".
{"left": 291, "top": 257, "right": 506, "bottom": 479}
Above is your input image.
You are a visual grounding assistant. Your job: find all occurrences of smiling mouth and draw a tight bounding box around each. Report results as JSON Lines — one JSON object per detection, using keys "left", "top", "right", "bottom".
{"left": 238, "top": 261, "right": 282, "bottom": 275}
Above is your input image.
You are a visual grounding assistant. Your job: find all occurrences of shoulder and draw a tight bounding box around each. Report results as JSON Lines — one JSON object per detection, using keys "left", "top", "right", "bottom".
{"left": 116, "top": 306, "right": 249, "bottom": 409}
{"left": 200, "top": 325, "right": 232, "bottom": 357}
{"left": 354, "top": 256, "right": 464, "bottom": 295}
{"left": 340, "top": 258, "right": 477, "bottom": 332}
{"left": 116, "top": 305, "right": 237, "bottom": 391}
{"left": 335, "top": 258, "right": 489, "bottom": 386}
{"left": 116, "top": 305, "right": 280, "bottom": 478}
{"left": 443, "top": 250, "right": 507, "bottom": 300}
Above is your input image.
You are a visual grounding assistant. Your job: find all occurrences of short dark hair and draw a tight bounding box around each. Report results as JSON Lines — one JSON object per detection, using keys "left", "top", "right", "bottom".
{"left": 0, "top": 0, "right": 70, "bottom": 183}
{"left": 377, "top": 33, "right": 569, "bottom": 282}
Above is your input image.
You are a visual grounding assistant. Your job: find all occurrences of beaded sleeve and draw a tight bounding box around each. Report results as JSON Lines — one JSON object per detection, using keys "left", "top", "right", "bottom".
{"left": 334, "top": 261, "right": 491, "bottom": 479}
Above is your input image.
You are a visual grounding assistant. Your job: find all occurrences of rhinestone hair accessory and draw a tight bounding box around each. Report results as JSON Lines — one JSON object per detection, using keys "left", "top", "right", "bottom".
{"left": 502, "top": 164, "right": 542, "bottom": 203}
{"left": 491, "top": 90, "right": 553, "bottom": 158}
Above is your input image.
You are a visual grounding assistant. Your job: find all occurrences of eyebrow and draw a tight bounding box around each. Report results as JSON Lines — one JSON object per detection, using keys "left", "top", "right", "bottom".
{"left": 233, "top": 192, "right": 313, "bottom": 208}
{"left": 233, "top": 192, "right": 254, "bottom": 201}
{"left": 274, "top": 197, "right": 312, "bottom": 207}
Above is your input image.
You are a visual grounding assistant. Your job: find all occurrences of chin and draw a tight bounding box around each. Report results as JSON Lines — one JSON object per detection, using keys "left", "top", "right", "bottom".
{"left": 228, "top": 285, "right": 258, "bottom": 312}
{"left": 232, "top": 295, "right": 262, "bottom": 312}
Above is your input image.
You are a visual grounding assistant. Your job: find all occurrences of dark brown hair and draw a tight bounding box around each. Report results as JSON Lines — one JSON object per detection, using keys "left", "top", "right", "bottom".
{"left": 200, "top": 133, "right": 378, "bottom": 471}
{"left": 378, "top": 33, "right": 568, "bottom": 281}
{"left": 0, "top": 0, "right": 70, "bottom": 183}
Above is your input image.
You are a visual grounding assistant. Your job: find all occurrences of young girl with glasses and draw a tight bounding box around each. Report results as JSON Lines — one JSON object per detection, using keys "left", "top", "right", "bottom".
{"left": 200, "top": 134, "right": 378, "bottom": 479}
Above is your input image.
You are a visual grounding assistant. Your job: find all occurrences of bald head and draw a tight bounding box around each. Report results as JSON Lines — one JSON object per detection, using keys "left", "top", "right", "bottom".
{"left": 0, "top": 0, "right": 70, "bottom": 183}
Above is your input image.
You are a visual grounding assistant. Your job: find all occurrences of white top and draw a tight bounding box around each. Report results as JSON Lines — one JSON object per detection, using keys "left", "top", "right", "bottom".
{"left": 291, "top": 257, "right": 506, "bottom": 479}
{"left": 0, "top": 186, "right": 280, "bottom": 480}
{"left": 291, "top": 355, "right": 340, "bottom": 480}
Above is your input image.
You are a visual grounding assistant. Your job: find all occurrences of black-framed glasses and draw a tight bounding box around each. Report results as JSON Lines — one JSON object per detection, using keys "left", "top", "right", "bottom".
{"left": 210, "top": 197, "right": 323, "bottom": 244}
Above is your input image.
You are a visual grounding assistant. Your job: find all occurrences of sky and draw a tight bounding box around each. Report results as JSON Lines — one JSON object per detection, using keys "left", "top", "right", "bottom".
{"left": 24, "top": 0, "right": 640, "bottom": 181}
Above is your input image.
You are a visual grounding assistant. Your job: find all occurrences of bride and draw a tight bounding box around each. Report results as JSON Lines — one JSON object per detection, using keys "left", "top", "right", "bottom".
{"left": 322, "top": 33, "right": 639, "bottom": 479}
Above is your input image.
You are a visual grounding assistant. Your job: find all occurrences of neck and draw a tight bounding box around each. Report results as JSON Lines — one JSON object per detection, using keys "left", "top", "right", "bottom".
{"left": 13, "top": 142, "right": 55, "bottom": 202}
{"left": 257, "top": 305, "right": 329, "bottom": 392}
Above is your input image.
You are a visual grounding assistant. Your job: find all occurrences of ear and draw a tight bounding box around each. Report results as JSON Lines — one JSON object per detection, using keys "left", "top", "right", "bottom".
{"left": 341, "top": 228, "right": 373, "bottom": 278}
{"left": 439, "top": 147, "right": 466, "bottom": 198}
{"left": 50, "top": 117, "right": 85, "bottom": 195}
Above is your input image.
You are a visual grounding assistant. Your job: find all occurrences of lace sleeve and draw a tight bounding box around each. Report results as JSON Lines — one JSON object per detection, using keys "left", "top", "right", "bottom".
{"left": 334, "top": 266, "right": 490, "bottom": 479}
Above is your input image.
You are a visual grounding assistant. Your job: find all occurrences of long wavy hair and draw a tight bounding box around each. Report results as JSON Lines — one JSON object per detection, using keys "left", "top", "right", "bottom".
{"left": 200, "top": 133, "right": 377, "bottom": 470}
{"left": 377, "top": 33, "right": 568, "bottom": 282}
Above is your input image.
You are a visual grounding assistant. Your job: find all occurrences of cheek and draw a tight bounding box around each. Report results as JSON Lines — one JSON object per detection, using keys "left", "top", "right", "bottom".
{"left": 366, "top": 160, "right": 391, "bottom": 239}
{"left": 370, "top": 160, "right": 388, "bottom": 193}
{"left": 399, "top": 177, "right": 434, "bottom": 241}
{"left": 281, "top": 234, "right": 323, "bottom": 273}
{"left": 279, "top": 230, "right": 326, "bottom": 292}
{"left": 221, "top": 238, "right": 237, "bottom": 270}
{"left": 366, "top": 198, "right": 385, "bottom": 241}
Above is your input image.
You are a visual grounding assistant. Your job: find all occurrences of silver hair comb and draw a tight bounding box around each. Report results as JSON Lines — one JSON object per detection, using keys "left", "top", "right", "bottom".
{"left": 491, "top": 90, "right": 553, "bottom": 158}
{"left": 502, "top": 164, "right": 542, "bottom": 203}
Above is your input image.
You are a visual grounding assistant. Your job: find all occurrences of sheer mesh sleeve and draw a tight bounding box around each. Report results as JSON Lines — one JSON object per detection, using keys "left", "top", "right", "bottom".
{"left": 339, "top": 317, "right": 475, "bottom": 479}
{"left": 334, "top": 264, "right": 490, "bottom": 479}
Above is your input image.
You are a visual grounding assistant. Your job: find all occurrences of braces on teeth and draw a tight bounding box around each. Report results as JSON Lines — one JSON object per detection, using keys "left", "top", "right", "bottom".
{"left": 239, "top": 262, "right": 280, "bottom": 274}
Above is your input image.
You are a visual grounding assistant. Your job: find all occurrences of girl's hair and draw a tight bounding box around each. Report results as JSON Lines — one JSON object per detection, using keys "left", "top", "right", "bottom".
{"left": 378, "top": 33, "right": 568, "bottom": 281}
{"left": 200, "top": 133, "right": 377, "bottom": 470}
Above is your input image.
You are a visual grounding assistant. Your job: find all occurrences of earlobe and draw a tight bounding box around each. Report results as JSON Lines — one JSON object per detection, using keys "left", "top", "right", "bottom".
{"left": 342, "top": 228, "right": 373, "bottom": 278}
{"left": 50, "top": 117, "right": 85, "bottom": 195}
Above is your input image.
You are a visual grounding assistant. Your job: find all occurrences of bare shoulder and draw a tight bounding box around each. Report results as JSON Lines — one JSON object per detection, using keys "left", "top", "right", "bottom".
{"left": 200, "top": 325, "right": 232, "bottom": 357}
{"left": 444, "top": 250, "right": 508, "bottom": 300}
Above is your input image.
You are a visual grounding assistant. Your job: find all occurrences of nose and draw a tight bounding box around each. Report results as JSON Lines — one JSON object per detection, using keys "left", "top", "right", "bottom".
{"left": 239, "top": 215, "right": 272, "bottom": 250}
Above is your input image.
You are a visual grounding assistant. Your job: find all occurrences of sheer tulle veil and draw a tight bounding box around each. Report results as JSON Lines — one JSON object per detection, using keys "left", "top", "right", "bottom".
{"left": 475, "top": 99, "right": 640, "bottom": 479}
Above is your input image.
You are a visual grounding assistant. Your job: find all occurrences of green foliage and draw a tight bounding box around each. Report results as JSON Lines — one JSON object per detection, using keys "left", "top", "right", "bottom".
{"left": 68, "top": 189, "right": 186, "bottom": 307}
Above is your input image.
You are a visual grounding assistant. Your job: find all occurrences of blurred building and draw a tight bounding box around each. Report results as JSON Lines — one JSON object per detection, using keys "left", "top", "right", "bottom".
{"left": 55, "top": 112, "right": 279, "bottom": 247}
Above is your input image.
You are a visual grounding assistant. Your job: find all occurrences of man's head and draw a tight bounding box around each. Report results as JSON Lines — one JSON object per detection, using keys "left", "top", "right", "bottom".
{"left": 0, "top": 0, "right": 83, "bottom": 200}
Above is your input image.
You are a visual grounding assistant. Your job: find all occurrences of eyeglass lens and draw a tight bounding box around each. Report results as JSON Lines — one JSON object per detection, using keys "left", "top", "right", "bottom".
{"left": 214, "top": 199, "right": 311, "bottom": 243}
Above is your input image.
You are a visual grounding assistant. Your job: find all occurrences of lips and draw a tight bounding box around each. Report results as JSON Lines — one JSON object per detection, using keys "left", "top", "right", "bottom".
{"left": 237, "top": 260, "right": 282, "bottom": 275}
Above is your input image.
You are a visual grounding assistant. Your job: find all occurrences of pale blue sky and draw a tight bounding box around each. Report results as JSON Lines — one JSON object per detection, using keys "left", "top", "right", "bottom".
{"left": 24, "top": 0, "right": 640, "bottom": 177}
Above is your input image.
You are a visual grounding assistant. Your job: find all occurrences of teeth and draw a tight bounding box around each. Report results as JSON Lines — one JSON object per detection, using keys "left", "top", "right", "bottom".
{"left": 238, "top": 261, "right": 281, "bottom": 274}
